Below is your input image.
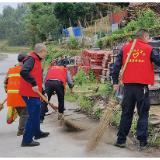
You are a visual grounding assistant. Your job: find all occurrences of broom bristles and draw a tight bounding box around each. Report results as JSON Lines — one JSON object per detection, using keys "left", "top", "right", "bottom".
{"left": 37, "top": 90, "right": 86, "bottom": 130}
{"left": 59, "top": 113, "right": 86, "bottom": 130}
{"left": 60, "top": 118, "right": 86, "bottom": 130}
{"left": 86, "top": 98, "right": 115, "bottom": 152}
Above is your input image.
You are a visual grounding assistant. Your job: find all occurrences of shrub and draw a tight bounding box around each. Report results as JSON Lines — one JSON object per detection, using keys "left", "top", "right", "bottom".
{"left": 111, "top": 29, "right": 124, "bottom": 35}
{"left": 98, "top": 79, "right": 114, "bottom": 95}
{"left": 77, "top": 96, "right": 91, "bottom": 108}
{"left": 74, "top": 68, "right": 88, "bottom": 85}
{"left": 66, "top": 36, "right": 79, "bottom": 49}
{"left": 96, "top": 9, "right": 160, "bottom": 49}
{"left": 42, "top": 45, "right": 75, "bottom": 72}
{"left": 124, "top": 20, "right": 138, "bottom": 33}
{"left": 89, "top": 68, "right": 95, "bottom": 82}
{"left": 124, "top": 9, "right": 158, "bottom": 33}
{"left": 94, "top": 107, "right": 103, "bottom": 118}
{"left": 136, "top": 9, "right": 158, "bottom": 29}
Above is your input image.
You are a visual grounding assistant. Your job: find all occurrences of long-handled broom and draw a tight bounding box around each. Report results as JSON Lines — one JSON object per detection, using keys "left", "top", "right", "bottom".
{"left": 86, "top": 39, "right": 137, "bottom": 152}
{"left": 37, "top": 90, "right": 86, "bottom": 130}
{"left": 0, "top": 98, "right": 7, "bottom": 111}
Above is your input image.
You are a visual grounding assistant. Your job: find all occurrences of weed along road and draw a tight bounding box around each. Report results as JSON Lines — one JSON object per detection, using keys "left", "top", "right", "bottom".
{"left": 0, "top": 53, "right": 158, "bottom": 158}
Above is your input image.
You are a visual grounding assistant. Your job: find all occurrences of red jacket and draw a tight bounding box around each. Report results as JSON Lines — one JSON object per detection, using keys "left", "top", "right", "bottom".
{"left": 122, "top": 39, "right": 154, "bottom": 85}
{"left": 19, "top": 53, "right": 42, "bottom": 97}
{"left": 45, "top": 66, "right": 67, "bottom": 91}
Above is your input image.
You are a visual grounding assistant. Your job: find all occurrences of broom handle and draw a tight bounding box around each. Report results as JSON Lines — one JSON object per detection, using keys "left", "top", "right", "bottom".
{"left": 37, "top": 90, "right": 60, "bottom": 116}
{"left": 66, "top": 90, "right": 93, "bottom": 93}
{"left": 2, "top": 98, "right": 7, "bottom": 105}
{"left": 112, "top": 39, "right": 137, "bottom": 98}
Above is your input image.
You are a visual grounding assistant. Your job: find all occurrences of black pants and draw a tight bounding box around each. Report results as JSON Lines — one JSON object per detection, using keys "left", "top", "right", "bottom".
{"left": 117, "top": 83, "right": 150, "bottom": 144}
{"left": 15, "top": 107, "right": 28, "bottom": 132}
{"left": 40, "top": 80, "right": 64, "bottom": 121}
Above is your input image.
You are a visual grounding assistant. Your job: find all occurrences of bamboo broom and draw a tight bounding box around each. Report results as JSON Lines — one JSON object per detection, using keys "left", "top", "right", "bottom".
{"left": 37, "top": 90, "right": 86, "bottom": 130}
{"left": 0, "top": 98, "right": 7, "bottom": 111}
{"left": 86, "top": 39, "right": 137, "bottom": 152}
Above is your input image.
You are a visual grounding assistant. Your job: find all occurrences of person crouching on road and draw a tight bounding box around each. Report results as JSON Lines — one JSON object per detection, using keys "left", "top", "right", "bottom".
{"left": 19, "top": 43, "right": 49, "bottom": 147}
{"left": 40, "top": 59, "right": 75, "bottom": 123}
{"left": 112, "top": 28, "right": 160, "bottom": 150}
{"left": 4, "top": 53, "right": 28, "bottom": 136}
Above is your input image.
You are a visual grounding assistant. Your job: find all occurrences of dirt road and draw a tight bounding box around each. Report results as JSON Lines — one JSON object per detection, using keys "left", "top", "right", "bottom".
{"left": 0, "top": 53, "right": 159, "bottom": 157}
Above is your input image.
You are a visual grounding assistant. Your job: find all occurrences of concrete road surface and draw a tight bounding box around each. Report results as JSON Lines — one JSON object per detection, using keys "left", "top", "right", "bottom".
{"left": 0, "top": 53, "right": 158, "bottom": 158}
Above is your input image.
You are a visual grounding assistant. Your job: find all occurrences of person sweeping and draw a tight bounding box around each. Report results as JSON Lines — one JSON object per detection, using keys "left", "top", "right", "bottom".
{"left": 112, "top": 28, "right": 160, "bottom": 149}
{"left": 19, "top": 43, "right": 49, "bottom": 147}
{"left": 40, "top": 59, "right": 75, "bottom": 123}
{"left": 4, "top": 53, "right": 28, "bottom": 136}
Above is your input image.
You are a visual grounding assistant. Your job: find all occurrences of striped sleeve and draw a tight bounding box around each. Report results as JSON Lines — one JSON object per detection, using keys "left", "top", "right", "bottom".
{"left": 4, "top": 74, "right": 9, "bottom": 93}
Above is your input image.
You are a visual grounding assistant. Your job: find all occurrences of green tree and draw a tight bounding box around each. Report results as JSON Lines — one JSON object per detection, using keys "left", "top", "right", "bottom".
{"left": 36, "top": 5, "right": 59, "bottom": 41}
{"left": 124, "top": 9, "right": 158, "bottom": 33}
{"left": 25, "top": 2, "right": 60, "bottom": 48}
{"left": 0, "top": 17, "right": 6, "bottom": 39}
{"left": 73, "top": 2, "right": 95, "bottom": 25}
{"left": 54, "top": 3, "right": 74, "bottom": 27}
{"left": 2, "top": 5, "right": 15, "bottom": 19}
{"left": 0, "top": 4, "right": 30, "bottom": 45}
{"left": 3, "top": 3, "right": 28, "bottom": 45}
{"left": 54, "top": 2, "right": 95, "bottom": 27}
{"left": 136, "top": 9, "right": 158, "bottom": 29}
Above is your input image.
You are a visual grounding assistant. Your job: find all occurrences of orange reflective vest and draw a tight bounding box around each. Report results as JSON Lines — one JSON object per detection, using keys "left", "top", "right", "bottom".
{"left": 122, "top": 39, "right": 154, "bottom": 85}
{"left": 45, "top": 66, "right": 67, "bottom": 91}
{"left": 7, "top": 65, "right": 26, "bottom": 107}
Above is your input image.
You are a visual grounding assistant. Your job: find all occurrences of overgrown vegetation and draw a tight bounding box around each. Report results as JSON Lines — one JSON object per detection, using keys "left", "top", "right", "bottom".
{"left": 124, "top": 9, "right": 158, "bottom": 33}
{"left": 42, "top": 45, "right": 77, "bottom": 73}
{"left": 0, "top": 40, "right": 31, "bottom": 53}
{"left": 97, "top": 79, "right": 114, "bottom": 95}
{"left": 66, "top": 36, "right": 79, "bottom": 49}
{"left": 74, "top": 68, "right": 88, "bottom": 85}
{"left": 110, "top": 108, "right": 160, "bottom": 147}
{"left": 110, "top": 106, "right": 122, "bottom": 127}
{"left": 93, "top": 107, "right": 103, "bottom": 118}
{"left": 97, "top": 9, "right": 160, "bottom": 49}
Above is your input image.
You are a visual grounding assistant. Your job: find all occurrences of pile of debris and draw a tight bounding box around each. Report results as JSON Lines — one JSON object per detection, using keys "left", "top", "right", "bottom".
{"left": 50, "top": 48, "right": 114, "bottom": 84}
{"left": 127, "top": 2, "right": 160, "bottom": 22}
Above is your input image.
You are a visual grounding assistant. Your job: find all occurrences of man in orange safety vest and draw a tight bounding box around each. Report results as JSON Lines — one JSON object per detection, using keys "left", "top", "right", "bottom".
{"left": 4, "top": 53, "right": 28, "bottom": 136}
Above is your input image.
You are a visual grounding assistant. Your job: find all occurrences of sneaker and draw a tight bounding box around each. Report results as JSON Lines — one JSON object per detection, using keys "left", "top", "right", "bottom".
{"left": 34, "top": 132, "right": 50, "bottom": 140}
{"left": 21, "top": 140, "right": 40, "bottom": 147}
{"left": 45, "top": 110, "right": 53, "bottom": 116}
{"left": 17, "top": 131, "right": 24, "bottom": 136}
{"left": 114, "top": 140, "right": 126, "bottom": 147}
{"left": 139, "top": 141, "right": 147, "bottom": 149}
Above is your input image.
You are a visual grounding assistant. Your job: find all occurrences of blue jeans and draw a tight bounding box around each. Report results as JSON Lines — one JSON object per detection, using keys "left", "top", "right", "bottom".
{"left": 22, "top": 96, "right": 42, "bottom": 143}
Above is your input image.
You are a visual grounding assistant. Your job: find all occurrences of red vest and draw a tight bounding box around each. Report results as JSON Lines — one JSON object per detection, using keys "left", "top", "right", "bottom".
{"left": 7, "top": 65, "right": 26, "bottom": 107}
{"left": 122, "top": 39, "right": 154, "bottom": 85}
{"left": 19, "top": 52, "right": 42, "bottom": 97}
{"left": 45, "top": 66, "right": 67, "bottom": 91}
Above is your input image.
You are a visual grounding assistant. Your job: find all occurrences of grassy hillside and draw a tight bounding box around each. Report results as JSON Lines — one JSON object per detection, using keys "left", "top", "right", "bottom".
{"left": 0, "top": 40, "right": 31, "bottom": 54}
